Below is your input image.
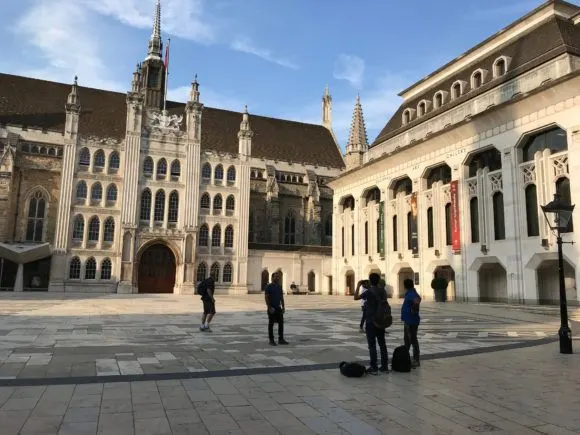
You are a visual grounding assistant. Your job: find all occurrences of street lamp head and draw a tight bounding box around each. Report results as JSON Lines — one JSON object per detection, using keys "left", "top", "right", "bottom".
{"left": 541, "top": 194, "right": 575, "bottom": 232}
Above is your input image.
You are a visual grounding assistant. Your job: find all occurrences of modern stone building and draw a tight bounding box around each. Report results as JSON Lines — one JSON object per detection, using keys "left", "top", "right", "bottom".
{"left": 0, "top": 2, "right": 344, "bottom": 294}
{"left": 329, "top": 0, "right": 580, "bottom": 305}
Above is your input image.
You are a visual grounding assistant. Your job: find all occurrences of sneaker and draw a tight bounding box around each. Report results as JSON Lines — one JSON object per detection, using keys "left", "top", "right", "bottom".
{"left": 379, "top": 365, "right": 389, "bottom": 373}
{"left": 412, "top": 359, "right": 420, "bottom": 368}
{"left": 366, "top": 367, "right": 379, "bottom": 376}
{"left": 205, "top": 326, "right": 212, "bottom": 332}
{"left": 278, "top": 339, "right": 289, "bottom": 345}
{"left": 269, "top": 340, "right": 277, "bottom": 346}
{"left": 199, "top": 325, "right": 206, "bottom": 332}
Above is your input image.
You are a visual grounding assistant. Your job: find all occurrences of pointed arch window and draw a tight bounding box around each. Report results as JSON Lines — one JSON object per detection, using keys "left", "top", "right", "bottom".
{"left": 223, "top": 263, "right": 233, "bottom": 283}
{"left": 79, "top": 147, "right": 90, "bottom": 168}
{"left": 213, "top": 194, "right": 223, "bottom": 215}
{"left": 392, "top": 215, "right": 398, "bottom": 251}
{"left": 525, "top": 185, "right": 540, "bottom": 237}
{"left": 214, "top": 165, "right": 224, "bottom": 184}
{"left": 225, "top": 225, "right": 234, "bottom": 248}
{"left": 76, "top": 181, "right": 87, "bottom": 204}
{"left": 434, "top": 92, "right": 443, "bottom": 108}
{"left": 445, "top": 203, "right": 452, "bottom": 246}
{"left": 143, "top": 157, "right": 154, "bottom": 177}
{"left": 284, "top": 211, "right": 296, "bottom": 245}
{"left": 140, "top": 189, "right": 152, "bottom": 221}
{"left": 26, "top": 191, "right": 46, "bottom": 242}
{"left": 69, "top": 257, "right": 81, "bottom": 279}
{"left": 452, "top": 82, "right": 462, "bottom": 99}
{"left": 226, "top": 195, "right": 235, "bottom": 215}
{"left": 72, "top": 215, "right": 84, "bottom": 241}
{"left": 154, "top": 190, "right": 165, "bottom": 224}
{"left": 103, "top": 217, "right": 115, "bottom": 243}
{"left": 493, "top": 192, "right": 505, "bottom": 240}
{"left": 196, "top": 263, "right": 207, "bottom": 282}
{"left": 427, "top": 207, "right": 434, "bottom": 248}
{"left": 90, "top": 183, "right": 103, "bottom": 205}
{"left": 418, "top": 101, "right": 426, "bottom": 117}
{"left": 156, "top": 158, "right": 167, "bottom": 180}
{"left": 94, "top": 150, "right": 105, "bottom": 172}
{"left": 227, "top": 166, "right": 236, "bottom": 184}
{"left": 212, "top": 225, "right": 221, "bottom": 247}
{"left": 88, "top": 216, "right": 100, "bottom": 243}
{"left": 168, "top": 191, "right": 179, "bottom": 225}
{"left": 210, "top": 262, "right": 220, "bottom": 282}
{"left": 521, "top": 127, "right": 568, "bottom": 163}
{"left": 85, "top": 257, "right": 97, "bottom": 280}
{"left": 170, "top": 160, "right": 181, "bottom": 180}
{"left": 101, "top": 258, "right": 112, "bottom": 280}
{"left": 106, "top": 184, "right": 118, "bottom": 204}
{"left": 199, "top": 224, "right": 209, "bottom": 246}
{"left": 200, "top": 193, "right": 210, "bottom": 211}
{"left": 470, "top": 197, "right": 479, "bottom": 243}
{"left": 108, "top": 151, "right": 120, "bottom": 174}
{"left": 494, "top": 58, "right": 507, "bottom": 77}
{"left": 202, "top": 163, "right": 212, "bottom": 181}
{"left": 556, "top": 177, "right": 573, "bottom": 233}
{"left": 472, "top": 71, "right": 483, "bottom": 89}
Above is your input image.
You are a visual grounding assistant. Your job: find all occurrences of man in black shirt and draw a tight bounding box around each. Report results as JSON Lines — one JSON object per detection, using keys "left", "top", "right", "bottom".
{"left": 264, "top": 272, "right": 288, "bottom": 346}
{"left": 198, "top": 277, "right": 216, "bottom": 332}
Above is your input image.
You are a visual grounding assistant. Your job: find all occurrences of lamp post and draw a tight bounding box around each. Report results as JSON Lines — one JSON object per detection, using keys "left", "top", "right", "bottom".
{"left": 541, "top": 194, "right": 575, "bottom": 354}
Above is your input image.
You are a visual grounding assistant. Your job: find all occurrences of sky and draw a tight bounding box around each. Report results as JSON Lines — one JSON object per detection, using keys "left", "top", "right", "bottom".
{"left": 0, "top": 0, "right": 549, "bottom": 149}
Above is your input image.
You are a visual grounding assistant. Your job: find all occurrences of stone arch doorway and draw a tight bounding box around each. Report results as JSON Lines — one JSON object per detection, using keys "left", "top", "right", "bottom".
{"left": 345, "top": 271, "right": 355, "bottom": 295}
{"left": 138, "top": 244, "right": 176, "bottom": 294}
{"left": 433, "top": 265, "right": 456, "bottom": 301}
{"left": 308, "top": 271, "right": 315, "bottom": 291}
{"left": 478, "top": 262, "right": 507, "bottom": 302}
{"left": 398, "top": 267, "right": 414, "bottom": 298}
{"left": 537, "top": 260, "right": 576, "bottom": 305}
{"left": 261, "top": 269, "right": 269, "bottom": 291}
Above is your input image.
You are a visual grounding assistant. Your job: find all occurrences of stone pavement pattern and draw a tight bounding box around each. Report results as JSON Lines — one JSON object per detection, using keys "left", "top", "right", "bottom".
{"left": 0, "top": 342, "right": 579, "bottom": 434}
{"left": 0, "top": 294, "right": 565, "bottom": 380}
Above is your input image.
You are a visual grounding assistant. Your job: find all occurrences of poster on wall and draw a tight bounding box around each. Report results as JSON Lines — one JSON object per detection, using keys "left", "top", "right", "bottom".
{"left": 379, "top": 201, "right": 385, "bottom": 258}
{"left": 450, "top": 180, "right": 461, "bottom": 252}
{"left": 410, "top": 192, "right": 419, "bottom": 255}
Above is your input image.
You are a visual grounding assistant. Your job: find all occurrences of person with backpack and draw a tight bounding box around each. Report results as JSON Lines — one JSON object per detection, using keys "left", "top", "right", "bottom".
{"left": 354, "top": 273, "right": 390, "bottom": 375}
{"left": 198, "top": 277, "right": 216, "bottom": 332}
{"left": 265, "top": 272, "right": 289, "bottom": 346}
{"left": 401, "top": 278, "right": 421, "bottom": 367}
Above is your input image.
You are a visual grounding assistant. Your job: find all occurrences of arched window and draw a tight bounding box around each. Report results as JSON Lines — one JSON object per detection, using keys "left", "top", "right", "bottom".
{"left": 226, "top": 195, "right": 235, "bottom": 214}
{"left": 212, "top": 225, "right": 221, "bottom": 247}
{"left": 364, "top": 221, "right": 369, "bottom": 254}
{"left": 525, "top": 185, "right": 540, "bottom": 237}
{"left": 210, "top": 262, "right": 220, "bottom": 282}
{"left": 85, "top": 257, "right": 96, "bottom": 279}
{"left": 72, "top": 215, "right": 84, "bottom": 241}
{"left": 48, "top": 148, "right": 56, "bottom": 156}
{"left": 170, "top": 160, "right": 181, "bottom": 180}
{"left": 493, "top": 192, "right": 505, "bottom": 240}
{"left": 468, "top": 148, "right": 502, "bottom": 177}
{"left": 434, "top": 92, "right": 443, "bottom": 108}
{"left": 407, "top": 212, "right": 413, "bottom": 250}
{"left": 417, "top": 101, "right": 426, "bottom": 117}
{"left": 427, "top": 207, "right": 434, "bottom": 248}
{"left": 168, "top": 191, "right": 179, "bottom": 224}
{"left": 284, "top": 211, "right": 296, "bottom": 245}
{"left": 94, "top": 150, "right": 105, "bottom": 171}
{"left": 403, "top": 110, "right": 411, "bottom": 124}
{"left": 196, "top": 263, "right": 207, "bottom": 282}
{"left": 106, "top": 184, "right": 118, "bottom": 204}
{"left": 470, "top": 197, "right": 479, "bottom": 243}
{"left": 426, "top": 165, "right": 451, "bottom": 189}
{"left": 225, "top": 225, "right": 234, "bottom": 248}
{"left": 79, "top": 147, "right": 90, "bottom": 168}
{"left": 143, "top": 157, "right": 154, "bottom": 177}
{"left": 521, "top": 127, "right": 567, "bottom": 162}
{"left": 325, "top": 215, "right": 332, "bottom": 237}
{"left": 202, "top": 163, "right": 211, "bottom": 180}
{"left": 101, "top": 258, "right": 112, "bottom": 280}
{"left": 76, "top": 181, "right": 87, "bottom": 203}
{"left": 140, "top": 189, "right": 152, "bottom": 221}
{"left": 109, "top": 151, "right": 120, "bottom": 173}
{"left": 445, "top": 203, "right": 452, "bottom": 246}
{"left": 223, "top": 263, "right": 233, "bottom": 283}
{"left": 200, "top": 193, "right": 210, "bottom": 210}
{"left": 40, "top": 147, "right": 47, "bottom": 155}
{"left": 26, "top": 191, "right": 47, "bottom": 242}
{"left": 214, "top": 165, "right": 224, "bottom": 184}
{"left": 392, "top": 177, "right": 412, "bottom": 197}
{"left": 69, "top": 257, "right": 81, "bottom": 279}
{"left": 472, "top": 71, "right": 483, "bottom": 89}
{"left": 452, "top": 82, "right": 461, "bottom": 99}
{"left": 227, "top": 166, "right": 236, "bottom": 184}
{"left": 494, "top": 58, "right": 506, "bottom": 77}
{"left": 21, "top": 144, "right": 30, "bottom": 153}
{"left": 88, "top": 216, "right": 100, "bottom": 242}
{"left": 154, "top": 190, "right": 165, "bottom": 223}
{"left": 556, "top": 177, "right": 573, "bottom": 233}
{"left": 198, "top": 224, "right": 209, "bottom": 246}
{"left": 157, "top": 158, "right": 167, "bottom": 180}
{"left": 392, "top": 215, "right": 398, "bottom": 251}
{"left": 213, "top": 194, "right": 223, "bottom": 215}
{"left": 103, "top": 217, "right": 115, "bottom": 243}
{"left": 91, "top": 183, "right": 103, "bottom": 205}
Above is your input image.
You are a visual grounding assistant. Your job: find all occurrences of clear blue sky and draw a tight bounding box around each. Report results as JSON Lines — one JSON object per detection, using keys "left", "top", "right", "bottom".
{"left": 0, "top": 0, "right": 546, "bottom": 148}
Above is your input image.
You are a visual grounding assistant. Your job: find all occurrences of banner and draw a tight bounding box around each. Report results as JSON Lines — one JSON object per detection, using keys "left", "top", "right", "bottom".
{"left": 451, "top": 180, "right": 461, "bottom": 252}
{"left": 410, "top": 192, "right": 419, "bottom": 255}
{"left": 378, "top": 201, "right": 385, "bottom": 258}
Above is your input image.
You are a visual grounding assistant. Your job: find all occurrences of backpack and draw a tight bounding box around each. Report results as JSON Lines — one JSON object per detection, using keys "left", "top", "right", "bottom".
{"left": 411, "top": 294, "right": 422, "bottom": 314}
{"left": 372, "top": 288, "right": 393, "bottom": 329}
{"left": 339, "top": 361, "right": 366, "bottom": 378}
{"left": 197, "top": 280, "right": 208, "bottom": 297}
{"left": 391, "top": 346, "right": 412, "bottom": 372}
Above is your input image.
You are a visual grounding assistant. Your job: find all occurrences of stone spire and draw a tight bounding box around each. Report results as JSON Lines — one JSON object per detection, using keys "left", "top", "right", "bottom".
{"left": 189, "top": 74, "right": 200, "bottom": 103}
{"left": 131, "top": 63, "right": 142, "bottom": 93}
{"left": 322, "top": 84, "right": 332, "bottom": 129}
{"left": 146, "top": 0, "right": 163, "bottom": 60}
{"left": 345, "top": 95, "right": 368, "bottom": 169}
{"left": 238, "top": 105, "right": 253, "bottom": 158}
{"left": 66, "top": 76, "right": 81, "bottom": 112}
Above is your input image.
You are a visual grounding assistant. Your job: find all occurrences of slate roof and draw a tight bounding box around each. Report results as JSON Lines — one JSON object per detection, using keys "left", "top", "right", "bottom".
{"left": 372, "top": 13, "right": 580, "bottom": 147}
{"left": 0, "top": 73, "right": 345, "bottom": 169}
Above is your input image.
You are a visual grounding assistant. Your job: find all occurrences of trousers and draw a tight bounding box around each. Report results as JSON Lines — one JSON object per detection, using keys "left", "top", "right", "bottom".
{"left": 365, "top": 323, "right": 388, "bottom": 369}
{"left": 268, "top": 308, "right": 284, "bottom": 341}
{"left": 404, "top": 323, "right": 420, "bottom": 361}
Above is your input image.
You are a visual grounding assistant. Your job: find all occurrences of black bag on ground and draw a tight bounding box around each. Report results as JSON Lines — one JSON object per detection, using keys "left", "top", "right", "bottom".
{"left": 391, "top": 346, "right": 412, "bottom": 372}
{"left": 339, "top": 361, "right": 366, "bottom": 377}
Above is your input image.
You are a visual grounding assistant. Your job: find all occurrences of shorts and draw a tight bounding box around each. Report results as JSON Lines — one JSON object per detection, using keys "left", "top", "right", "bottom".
{"left": 202, "top": 298, "right": 216, "bottom": 315}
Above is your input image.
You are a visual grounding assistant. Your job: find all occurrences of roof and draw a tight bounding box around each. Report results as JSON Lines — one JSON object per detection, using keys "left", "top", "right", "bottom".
{"left": 0, "top": 73, "right": 345, "bottom": 169}
{"left": 372, "top": 13, "right": 580, "bottom": 147}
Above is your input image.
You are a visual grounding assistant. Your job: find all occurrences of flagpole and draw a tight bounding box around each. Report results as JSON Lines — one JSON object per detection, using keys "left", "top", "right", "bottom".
{"left": 163, "top": 38, "right": 170, "bottom": 113}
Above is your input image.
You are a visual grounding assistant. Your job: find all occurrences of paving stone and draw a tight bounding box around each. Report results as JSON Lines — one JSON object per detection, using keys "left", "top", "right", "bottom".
{"left": 63, "top": 406, "right": 100, "bottom": 422}
{"left": 68, "top": 394, "right": 101, "bottom": 408}
{"left": 100, "top": 398, "right": 133, "bottom": 414}
{"left": 134, "top": 417, "right": 172, "bottom": 435}
{"left": 97, "top": 412, "right": 134, "bottom": 435}
{"left": 2, "top": 397, "right": 40, "bottom": 410}
{"left": 58, "top": 421, "right": 98, "bottom": 435}
{"left": 20, "top": 415, "right": 63, "bottom": 435}
{"left": 133, "top": 402, "right": 167, "bottom": 419}
{"left": 0, "top": 410, "right": 31, "bottom": 435}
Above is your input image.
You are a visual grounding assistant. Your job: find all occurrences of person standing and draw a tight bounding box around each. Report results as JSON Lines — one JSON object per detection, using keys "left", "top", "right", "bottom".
{"left": 401, "top": 278, "right": 421, "bottom": 367}
{"left": 265, "top": 272, "right": 289, "bottom": 346}
{"left": 198, "top": 277, "right": 216, "bottom": 332}
{"left": 354, "top": 273, "right": 389, "bottom": 375}
{"left": 356, "top": 280, "right": 369, "bottom": 332}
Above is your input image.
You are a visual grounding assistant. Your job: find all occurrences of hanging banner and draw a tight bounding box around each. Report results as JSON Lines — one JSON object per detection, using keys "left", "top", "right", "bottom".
{"left": 451, "top": 180, "right": 461, "bottom": 252}
{"left": 410, "top": 192, "right": 419, "bottom": 255}
{"left": 378, "top": 201, "right": 385, "bottom": 258}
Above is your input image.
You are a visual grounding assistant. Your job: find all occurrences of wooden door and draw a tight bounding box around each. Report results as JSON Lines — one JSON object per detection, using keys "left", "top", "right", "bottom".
{"left": 138, "top": 245, "right": 176, "bottom": 294}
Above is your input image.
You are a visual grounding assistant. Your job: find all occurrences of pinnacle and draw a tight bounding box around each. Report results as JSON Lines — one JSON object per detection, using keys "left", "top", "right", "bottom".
{"left": 346, "top": 95, "right": 368, "bottom": 152}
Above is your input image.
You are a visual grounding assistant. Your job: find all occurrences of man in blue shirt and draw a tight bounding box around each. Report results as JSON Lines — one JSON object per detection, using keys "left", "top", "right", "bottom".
{"left": 264, "top": 272, "right": 288, "bottom": 346}
{"left": 401, "top": 278, "right": 421, "bottom": 367}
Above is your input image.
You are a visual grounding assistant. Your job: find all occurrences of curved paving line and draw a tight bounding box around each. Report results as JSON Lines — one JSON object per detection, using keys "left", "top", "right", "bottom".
{"left": 0, "top": 337, "right": 557, "bottom": 387}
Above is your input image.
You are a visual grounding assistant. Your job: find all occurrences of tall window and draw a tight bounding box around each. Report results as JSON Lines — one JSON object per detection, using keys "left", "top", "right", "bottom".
{"left": 214, "top": 165, "right": 224, "bottom": 183}
{"left": 103, "top": 217, "right": 115, "bottom": 243}
{"left": 69, "top": 257, "right": 81, "bottom": 279}
{"left": 284, "top": 211, "right": 296, "bottom": 245}
{"left": 26, "top": 191, "right": 46, "bottom": 242}
{"left": 472, "top": 71, "right": 482, "bottom": 89}
{"left": 143, "top": 157, "right": 154, "bottom": 177}
{"left": 325, "top": 215, "right": 332, "bottom": 237}
{"left": 154, "top": 190, "right": 165, "bottom": 223}
{"left": 79, "top": 148, "right": 90, "bottom": 168}
{"left": 407, "top": 212, "right": 413, "bottom": 250}
{"left": 225, "top": 225, "right": 234, "bottom": 248}
{"left": 85, "top": 257, "right": 96, "bottom": 279}
{"left": 418, "top": 101, "right": 426, "bottom": 117}
{"left": 101, "top": 259, "right": 112, "bottom": 280}
{"left": 157, "top": 158, "right": 167, "bottom": 180}
{"left": 170, "top": 160, "right": 181, "bottom": 180}
{"left": 109, "top": 152, "right": 120, "bottom": 173}
{"left": 200, "top": 193, "right": 210, "bottom": 210}
{"left": 168, "top": 191, "right": 179, "bottom": 224}
{"left": 364, "top": 221, "right": 369, "bottom": 254}
{"left": 76, "top": 181, "right": 87, "bottom": 203}
{"left": 495, "top": 58, "right": 506, "bottom": 77}
{"left": 403, "top": 110, "right": 410, "bottom": 124}
{"left": 210, "top": 263, "right": 220, "bottom": 282}
{"left": 452, "top": 82, "right": 461, "bottom": 99}
{"left": 91, "top": 183, "right": 102, "bottom": 205}
{"left": 525, "top": 185, "right": 540, "bottom": 237}
{"left": 376, "top": 218, "right": 381, "bottom": 254}
{"left": 427, "top": 207, "right": 434, "bottom": 248}
{"left": 392, "top": 215, "right": 398, "bottom": 251}
{"left": 196, "top": 263, "right": 207, "bottom": 282}
{"left": 212, "top": 225, "right": 221, "bottom": 247}
{"left": 227, "top": 166, "right": 236, "bottom": 184}
{"left": 470, "top": 197, "right": 479, "bottom": 243}
{"left": 341, "top": 227, "right": 345, "bottom": 257}
{"left": 445, "top": 203, "right": 452, "bottom": 246}
{"left": 88, "top": 217, "right": 100, "bottom": 242}
{"left": 72, "top": 215, "right": 84, "bottom": 241}
{"left": 198, "top": 224, "right": 209, "bottom": 246}
{"left": 94, "top": 150, "right": 105, "bottom": 171}
{"left": 223, "top": 263, "right": 233, "bottom": 283}
{"left": 249, "top": 212, "right": 255, "bottom": 243}
{"left": 493, "top": 192, "right": 505, "bottom": 240}
{"left": 351, "top": 224, "right": 355, "bottom": 256}
{"left": 213, "top": 194, "right": 223, "bottom": 215}
{"left": 226, "top": 195, "right": 235, "bottom": 214}
{"left": 202, "top": 163, "right": 211, "bottom": 180}
{"left": 434, "top": 92, "right": 443, "bottom": 108}
{"left": 106, "top": 184, "right": 118, "bottom": 204}
{"left": 556, "top": 177, "right": 574, "bottom": 233}
{"left": 140, "top": 189, "right": 152, "bottom": 221}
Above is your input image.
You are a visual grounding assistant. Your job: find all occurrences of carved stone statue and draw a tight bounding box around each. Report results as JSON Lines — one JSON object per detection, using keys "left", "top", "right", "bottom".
{"left": 148, "top": 110, "right": 183, "bottom": 132}
{"left": 266, "top": 175, "right": 279, "bottom": 200}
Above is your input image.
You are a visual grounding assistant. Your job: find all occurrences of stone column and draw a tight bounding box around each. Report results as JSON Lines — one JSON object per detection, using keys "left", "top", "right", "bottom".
{"left": 14, "top": 263, "right": 24, "bottom": 292}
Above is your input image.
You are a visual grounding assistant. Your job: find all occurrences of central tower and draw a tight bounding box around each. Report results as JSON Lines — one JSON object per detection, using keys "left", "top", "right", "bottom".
{"left": 141, "top": 0, "right": 166, "bottom": 109}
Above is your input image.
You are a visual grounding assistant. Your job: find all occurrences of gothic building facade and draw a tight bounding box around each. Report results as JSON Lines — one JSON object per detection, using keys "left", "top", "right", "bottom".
{"left": 0, "top": 2, "right": 344, "bottom": 294}
{"left": 330, "top": 0, "right": 580, "bottom": 305}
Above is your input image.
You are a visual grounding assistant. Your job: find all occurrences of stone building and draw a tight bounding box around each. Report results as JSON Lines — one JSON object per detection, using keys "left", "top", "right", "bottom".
{"left": 329, "top": 0, "right": 580, "bottom": 305}
{"left": 0, "top": 2, "right": 344, "bottom": 294}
